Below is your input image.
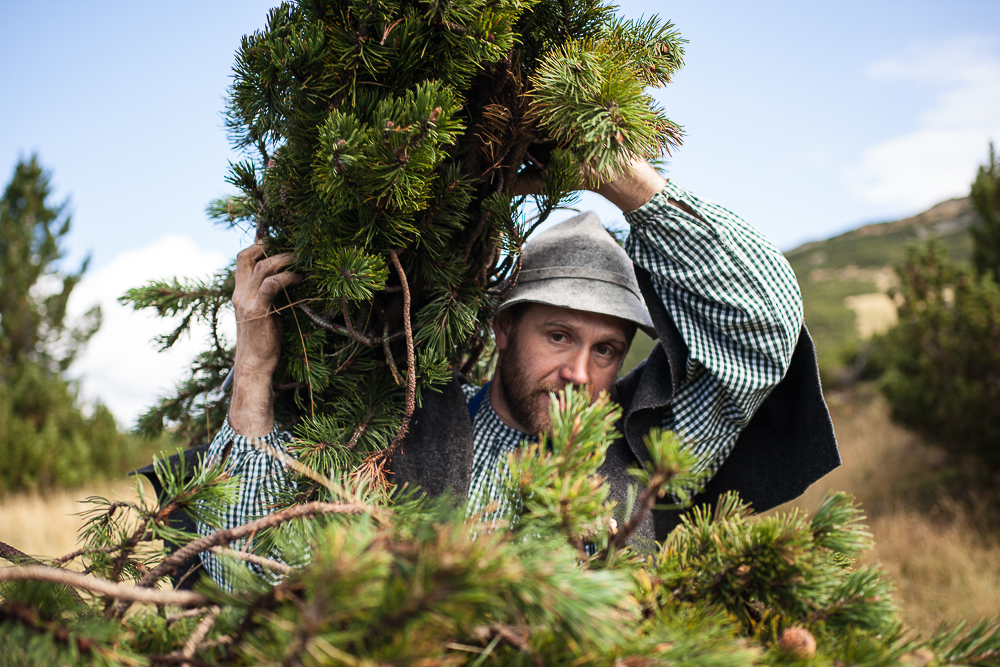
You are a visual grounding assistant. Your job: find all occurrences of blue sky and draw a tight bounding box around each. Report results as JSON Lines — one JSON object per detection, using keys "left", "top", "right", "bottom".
{"left": 3, "top": 1, "right": 999, "bottom": 422}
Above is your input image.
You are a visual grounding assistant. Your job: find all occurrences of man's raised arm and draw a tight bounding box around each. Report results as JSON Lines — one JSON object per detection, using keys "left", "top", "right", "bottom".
{"left": 591, "top": 159, "right": 804, "bottom": 475}
{"left": 194, "top": 244, "right": 301, "bottom": 588}
{"left": 228, "top": 245, "right": 301, "bottom": 437}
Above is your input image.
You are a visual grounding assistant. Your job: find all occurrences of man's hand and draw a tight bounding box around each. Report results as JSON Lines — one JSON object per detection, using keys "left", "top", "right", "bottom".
{"left": 229, "top": 244, "right": 302, "bottom": 437}
{"left": 512, "top": 155, "right": 667, "bottom": 214}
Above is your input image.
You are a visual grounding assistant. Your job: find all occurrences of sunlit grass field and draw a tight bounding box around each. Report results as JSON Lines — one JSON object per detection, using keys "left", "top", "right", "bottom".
{"left": 0, "top": 479, "right": 154, "bottom": 571}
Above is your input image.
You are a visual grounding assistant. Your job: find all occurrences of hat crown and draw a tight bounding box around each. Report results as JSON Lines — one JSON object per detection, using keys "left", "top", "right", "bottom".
{"left": 521, "top": 213, "right": 632, "bottom": 278}
{"left": 496, "top": 211, "right": 657, "bottom": 338}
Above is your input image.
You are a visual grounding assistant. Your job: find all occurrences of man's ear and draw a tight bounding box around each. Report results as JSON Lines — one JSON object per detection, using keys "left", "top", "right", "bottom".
{"left": 493, "top": 309, "right": 514, "bottom": 351}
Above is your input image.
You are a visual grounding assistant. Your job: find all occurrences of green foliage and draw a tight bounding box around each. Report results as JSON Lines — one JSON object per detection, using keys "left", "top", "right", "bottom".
{"left": 971, "top": 142, "right": 1000, "bottom": 280}
{"left": 0, "top": 155, "right": 99, "bottom": 372}
{"left": 0, "top": 363, "right": 120, "bottom": 492}
{"left": 120, "top": 270, "right": 234, "bottom": 444}
{"left": 7, "top": 387, "right": 1000, "bottom": 665}
{"left": 783, "top": 198, "right": 975, "bottom": 383}
{"left": 125, "top": 0, "right": 686, "bottom": 486}
{"left": 0, "top": 157, "right": 166, "bottom": 492}
{"left": 873, "top": 242, "right": 1000, "bottom": 469}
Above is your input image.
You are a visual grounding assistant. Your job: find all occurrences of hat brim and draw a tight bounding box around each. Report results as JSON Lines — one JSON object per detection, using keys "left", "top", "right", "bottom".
{"left": 496, "top": 277, "right": 658, "bottom": 339}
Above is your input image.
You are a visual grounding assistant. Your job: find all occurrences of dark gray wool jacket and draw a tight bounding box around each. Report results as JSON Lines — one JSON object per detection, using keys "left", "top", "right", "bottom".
{"left": 389, "top": 266, "right": 840, "bottom": 543}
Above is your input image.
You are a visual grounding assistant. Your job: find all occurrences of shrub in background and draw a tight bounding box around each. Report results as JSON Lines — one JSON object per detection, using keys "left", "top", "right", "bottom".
{"left": 971, "top": 142, "right": 1000, "bottom": 281}
{"left": 873, "top": 241, "right": 1000, "bottom": 471}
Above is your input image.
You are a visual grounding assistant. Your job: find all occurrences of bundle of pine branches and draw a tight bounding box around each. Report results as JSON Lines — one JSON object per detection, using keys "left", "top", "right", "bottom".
{"left": 3, "top": 387, "right": 1000, "bottom": 665}
{"left": 122, "top": 0, "right": 684, "bottom": 488}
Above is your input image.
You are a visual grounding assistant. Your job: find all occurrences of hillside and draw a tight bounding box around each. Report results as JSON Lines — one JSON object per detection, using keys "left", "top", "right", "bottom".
{"left": 784, "top": 197, "right": 976, "bottom": 379}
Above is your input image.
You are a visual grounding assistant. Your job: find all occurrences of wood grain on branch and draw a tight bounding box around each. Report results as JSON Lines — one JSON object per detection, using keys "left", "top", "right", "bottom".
{"left": 384, "top": 250, "right": 416, "bottom": 459}
{"left": 136, "top": 501, "right": 365, "bottom": 590}
{"left": 0, "top": 566, "right": 208, "bottom": 607}
{"left": 210, "top": 546, "right": 292, "bottom": 575}
{"left": 0, "top": 540, "right": 44, "bottom": 567}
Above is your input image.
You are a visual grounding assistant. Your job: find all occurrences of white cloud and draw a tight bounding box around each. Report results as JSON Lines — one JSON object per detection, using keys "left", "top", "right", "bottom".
{"left": 848, "top": 36, "right": 1000, "bottom": 210}
{"left": 67, "top": 236, "right": 234, "bottom": 427}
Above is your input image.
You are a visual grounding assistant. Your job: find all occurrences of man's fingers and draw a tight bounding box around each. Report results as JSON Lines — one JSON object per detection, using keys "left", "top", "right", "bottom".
{"left": 257, "top": 270, "right": 303, "bottom": 305}
{"left": 235, "top": 244, "right": 267, "bottom": 291}
{"left": 247, "top": 252, "right": 297, "bottom": 294}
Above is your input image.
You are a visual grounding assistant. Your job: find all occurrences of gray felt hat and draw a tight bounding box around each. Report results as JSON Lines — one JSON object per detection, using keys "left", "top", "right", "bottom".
{"left": 496, "top": 212, "right": 657, "bottom": 338}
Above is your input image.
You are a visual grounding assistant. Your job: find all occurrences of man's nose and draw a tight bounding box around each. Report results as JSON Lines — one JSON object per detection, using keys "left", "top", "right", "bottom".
{"left": 559, "top": 348, "right": 591, "bottom": 387}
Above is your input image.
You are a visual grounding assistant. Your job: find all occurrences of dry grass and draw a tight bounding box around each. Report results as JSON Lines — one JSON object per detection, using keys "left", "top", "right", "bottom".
{"left": 864, "top": 506, "right": 1000, "bottom": 636}
{"left": 774, "top": 386, "right": 1000, "bottom": 636}
{"left": 0, "top": 480, "right": 151, "bottom": 569}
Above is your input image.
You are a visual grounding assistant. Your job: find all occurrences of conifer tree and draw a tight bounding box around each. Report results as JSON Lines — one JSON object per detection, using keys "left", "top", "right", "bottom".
{"left": 0, "top": 156, "right": 121, "bottom": 491}
{"left": 971, "top": 142, "right": 1000, "bottom": 281}
{"left": 0, "top": 155, "right": 99, "bottom": 373}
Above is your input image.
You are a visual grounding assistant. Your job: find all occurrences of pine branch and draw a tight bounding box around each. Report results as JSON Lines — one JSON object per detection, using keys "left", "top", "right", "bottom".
{"left": 298, "top": 302, "right": 404, "bottom": 344}
{"left": 209, "top": 546, "right": 292, "bottom": 575}
{"left": 0, "top": 566, "right": 208, "bottom": 607}
{"left": 612, "top": 469, "right": 670, "bottom": 550}
{"left": 180, "top": 605, "right": 221, "bottom": 667}
{"left": 133, "top": 501, "right": 366, "bottom": 592}
{"left": 0, "top": 540, "right": 44, "bottom": 568}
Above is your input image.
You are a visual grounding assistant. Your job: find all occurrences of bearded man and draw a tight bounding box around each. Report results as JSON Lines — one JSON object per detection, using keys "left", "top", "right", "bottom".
{"left": 142, "top": 159, "right": 839, "bottom": 587}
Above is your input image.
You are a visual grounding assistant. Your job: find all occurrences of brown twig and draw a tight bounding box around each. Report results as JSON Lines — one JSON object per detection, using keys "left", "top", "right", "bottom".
{"left": 0, "top": 566, "right": 208, "bottom": 607}
{"left": 489, "top": 251, "right": 522, "bottom": 300}
{"left": 474, "top": 623, "right": 542, "bottom": 667}
{"left": 341, "top": 295, "right": 379, "bottom": 345}
{"left": 209, "top": 546, "right": 292, "bottom": 575}
{"left": 54, "top": 542, "right": 131, "bottom": 566}
{"left": 0, "top": 540, "right": 44, "bottom": 568}
{"left": 612, "top": 471, "right": 669, "bottom": 550}
{"left": 2, "top": 541, "right": 88, "bottom": 605}
{"left": 463, "top": 209, "right": 492, "bottom": 262}
{"left": 288, "top": 295, "right": 316, "bottom": 417}
{"left": 382, "top": 250, "right": 416, "bottom": 460}
{"left": 383, "top": 321, "right": 404, "bottom": 385}
{"left": 180, "top": 605, "right": 221, "bottom": 667}
{"left": 298, "top": 303, "right": 404, "bottom": 344}
{"left": 134, "top": 502, "right": 365, "bottom": 593}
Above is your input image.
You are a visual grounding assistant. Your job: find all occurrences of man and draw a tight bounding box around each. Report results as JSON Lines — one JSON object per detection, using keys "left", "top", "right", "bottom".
{"left": 181, "top": 158, "right": 838, "bottom": 585}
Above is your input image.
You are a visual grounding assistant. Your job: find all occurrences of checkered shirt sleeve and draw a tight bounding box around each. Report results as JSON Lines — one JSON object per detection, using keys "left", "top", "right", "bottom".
{"left": 195, "top": 418, "right": 294, "bottom": 589}
{"left": 624, "top": 181, "right": 804, "bottom": 475}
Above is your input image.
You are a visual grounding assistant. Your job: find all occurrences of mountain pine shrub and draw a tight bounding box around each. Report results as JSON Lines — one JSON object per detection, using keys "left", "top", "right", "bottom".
{"left": 122, "top": 0, "right": 685, "bottom": 492}
{"left": 873, "top": 241, "right": 1000, "bottom": 470}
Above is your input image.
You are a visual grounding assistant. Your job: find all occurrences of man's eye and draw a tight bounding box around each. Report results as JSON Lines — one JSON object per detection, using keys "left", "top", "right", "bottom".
{"left": 550, "top": 332, "right": 566, "bottom": 343}
{"left": 596, "top": 344, "right": 618, "bottom": 358}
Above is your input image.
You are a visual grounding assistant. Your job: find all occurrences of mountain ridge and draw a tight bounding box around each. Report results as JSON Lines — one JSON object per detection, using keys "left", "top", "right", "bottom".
{"left": 783, "top": 196, "right": 976, "bottom": 379}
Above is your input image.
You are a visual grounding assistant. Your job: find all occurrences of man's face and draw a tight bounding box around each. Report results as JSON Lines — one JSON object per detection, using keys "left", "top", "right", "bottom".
{"left": 492, "top": 303, "right": 633, "bottom": 434}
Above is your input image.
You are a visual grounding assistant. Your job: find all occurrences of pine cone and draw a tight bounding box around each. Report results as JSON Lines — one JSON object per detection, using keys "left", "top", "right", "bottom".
{"left": 778, "top": 627, "right": 816, "bottom": 660}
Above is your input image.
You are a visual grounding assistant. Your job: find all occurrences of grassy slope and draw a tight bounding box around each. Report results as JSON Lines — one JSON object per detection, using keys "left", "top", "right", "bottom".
{"left": 784, "top": 197, "right": 975, "bottom": 379}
